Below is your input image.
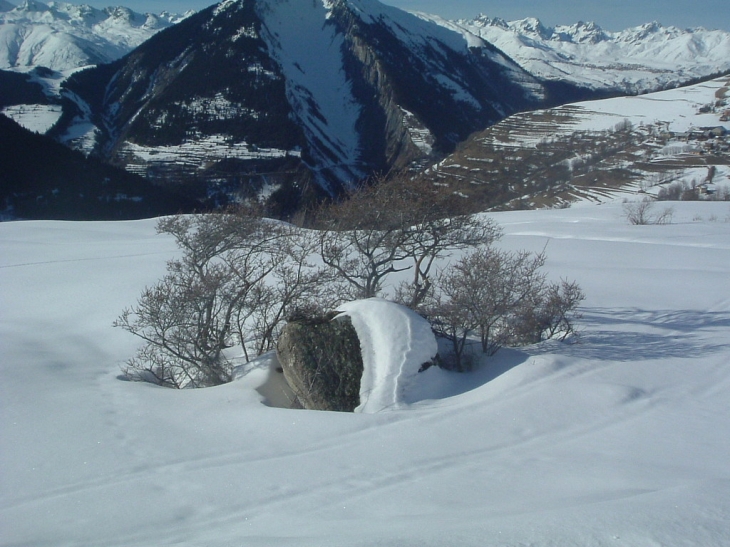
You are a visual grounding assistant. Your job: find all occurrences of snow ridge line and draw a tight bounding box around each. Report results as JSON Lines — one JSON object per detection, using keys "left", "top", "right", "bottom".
{"left": 389, "top": 304, "right": 412, "bottom": 412}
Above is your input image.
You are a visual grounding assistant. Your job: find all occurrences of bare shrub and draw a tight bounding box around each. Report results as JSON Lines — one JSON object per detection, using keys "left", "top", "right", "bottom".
{"left": 623, "top": 198, "right": 674, "bottom": 225}
{"left": 654, "top": 205, "right": 675, "bottom": 225}
{"left": 623, "top": 197, "right": 655, "bottom": 225}
{"left": 513, "top": 279, "right": 585, "bottom": 343}
{"left": 316, "top": 174, "right": 501, "bottom": 305}
{"left": 115, "top": 208, "right": 331, "bottom": 388}
{"left": 423, "top": 246, "right": 583, "bottom": 369}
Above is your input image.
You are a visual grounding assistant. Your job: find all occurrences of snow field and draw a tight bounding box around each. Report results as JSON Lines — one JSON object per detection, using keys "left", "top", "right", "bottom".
{"left": 1, "top": 201, "right": 730, "bottom": 546}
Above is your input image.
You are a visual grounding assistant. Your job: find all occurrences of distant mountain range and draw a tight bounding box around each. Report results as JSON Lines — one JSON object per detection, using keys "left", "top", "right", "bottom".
{"left": 427, "top": 14, "right": 730, "bottom": 94}
{"left": 0, "top": 0, "right": 190, "bottom": 71}
{"left": 46, "top": 0, "right": 548, "bottom": 210}
{"left": 2, "top": 0, "right": 730, "bottom": 219}
{"left": 4, "top": 2, "right": 728, "bottom": 93}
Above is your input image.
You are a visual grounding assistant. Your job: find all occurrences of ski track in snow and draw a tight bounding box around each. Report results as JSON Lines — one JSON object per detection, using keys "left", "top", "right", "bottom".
{"left": 0, "top": 251, "right": 174, "bottom": 269}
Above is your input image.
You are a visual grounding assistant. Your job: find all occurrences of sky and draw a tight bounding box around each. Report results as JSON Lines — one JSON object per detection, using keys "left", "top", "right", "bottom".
{"left": 37, "top": 0, "right": 729, "bottom": 32}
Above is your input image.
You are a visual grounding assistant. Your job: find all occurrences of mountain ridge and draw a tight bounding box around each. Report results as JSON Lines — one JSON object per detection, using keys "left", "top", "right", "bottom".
{"left": 3, "top": 0, "right": 730, "bottom": 217}
{"left": 0, "top": 113, "right": 195, "bottom": 219}
{"left": 52, "top": 0, "right": 547, "bottom": 207}
{"left": 423, "top": 14, "right": 730, "bottom": 94}
{"left": 0, "top": 0, "right": 191, "bottom": 71}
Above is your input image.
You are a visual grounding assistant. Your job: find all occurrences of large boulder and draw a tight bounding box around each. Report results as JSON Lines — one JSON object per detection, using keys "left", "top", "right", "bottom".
{"left": 276, "top": 313, "right": 364, "bottom": 412}
{"left": 276, "top": 299, "right": 440, "bottom": 413}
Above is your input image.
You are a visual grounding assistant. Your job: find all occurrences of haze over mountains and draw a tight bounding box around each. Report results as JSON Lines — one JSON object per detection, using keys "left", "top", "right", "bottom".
{"left": 1, "top": 0, "right": 729, "bottom": 218}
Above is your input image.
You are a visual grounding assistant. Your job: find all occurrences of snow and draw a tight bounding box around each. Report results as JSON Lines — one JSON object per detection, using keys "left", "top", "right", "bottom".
{"left": 0, "top": 1, "right": 188, "bottom": 71}
{"left": 479, "top": 75, "right": 729, "bottom": 150}
{"left": 424, "top": 15, "right": 730, "bottom": 93}
{"left": 121, "top": 136, "right": 298, "bottom": 166}
{"left": 0, "top": 103, "right": 62, "bottom": 132}
{"left": 338, "top": 299, "right": 438, "bottom": 413}
{"left": 256, "top": 0, "right": 365, "bottom": 190}
{"left": 566, "top": 78, "right": 730, "bottom": 134}
{"left": 2, "top": 201, "right": 730, "bottom": 546}
{"left": 400, "top": 107, "right": 434, "bottom": 155}
{"left": 368, "top": 3, "right": 544, "bottom": 102}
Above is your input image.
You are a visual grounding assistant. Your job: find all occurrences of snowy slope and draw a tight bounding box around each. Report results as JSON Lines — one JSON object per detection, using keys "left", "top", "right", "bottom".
{"left": 2, "top": 202, "right": 730, "bottom": 545}
{"left": 256, "top": 0, "right": 366, "bottom": 187}
{"left": 52, "top": 0, "right": 545, "bottom": 201}
{"left": 422, "top": 14, "right": 730, "bottom": 93}
{"left": 0, "top": 102, "right": 62, "bottom": 132}
{"left": 0, "top": 1, "right": 190, "bottom": 71}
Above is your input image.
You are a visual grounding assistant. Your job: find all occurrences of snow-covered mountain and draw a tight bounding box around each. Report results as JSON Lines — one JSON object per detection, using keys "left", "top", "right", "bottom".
{"left": 6, "top": 0, "right": 730, "bottom": 216}
{"left": 0, "top": 0, "right": 191, "bottom": 71}
{"left": 422, "top": 14, "right": 730, "bottom": 94}
{"left": 54, "top": 0, "right": 547, "bottom": 207}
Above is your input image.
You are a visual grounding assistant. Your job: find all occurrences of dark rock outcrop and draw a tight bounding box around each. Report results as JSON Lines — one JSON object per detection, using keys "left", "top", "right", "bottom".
{"left": 276, "top": 314, "right": 363, "bottom": 412}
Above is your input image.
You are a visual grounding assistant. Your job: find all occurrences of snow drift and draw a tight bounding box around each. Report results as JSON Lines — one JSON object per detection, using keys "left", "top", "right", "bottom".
{"left": 339, "top": 298, "right": 438, "bottom": 413}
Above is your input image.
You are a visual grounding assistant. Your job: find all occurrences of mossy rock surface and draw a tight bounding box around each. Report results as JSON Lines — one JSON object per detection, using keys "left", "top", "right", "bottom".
{"left": 276, "top": 315, "right": 363, "bottom": 412}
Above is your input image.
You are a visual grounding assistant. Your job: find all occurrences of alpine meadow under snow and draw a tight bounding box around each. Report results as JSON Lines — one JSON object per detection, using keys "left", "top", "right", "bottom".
{"left": 2, "top": 201, "right": 730, "bottom": 546}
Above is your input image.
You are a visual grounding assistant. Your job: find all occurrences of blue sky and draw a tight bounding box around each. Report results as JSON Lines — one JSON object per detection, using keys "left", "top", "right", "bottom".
{"left": 28, "top": 0, "right": 730, "bottom": 32}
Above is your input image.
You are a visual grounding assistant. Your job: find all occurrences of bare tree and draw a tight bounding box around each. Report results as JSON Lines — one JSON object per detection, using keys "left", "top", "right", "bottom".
{"left": 115, "top": 208, "right": 330, "bottom": 388}
{"left": 623, "top": 197, "right": 674, "bottom": 225}
{"left": 315, "top": 179, "right": 414, "bottom": 299}
{"left": 236, "top": 229, "right": 339, "bottom": 360}
{"left": 398, "top": 213, "right": 501, "bottom": 308}
{"left": 315, "top": 174, "right": 500, "bottom": 304}
{"left": 424, "top": 246, "right": 584, "bottom": 367}
{"left": 513, "top": 278, "right": 585, "bottom": 343}
{"left": 423, "top": 288, "right": 479, "bottom": 372}
{"left": 115, "top": 257, "right": 247, "bottom": 388}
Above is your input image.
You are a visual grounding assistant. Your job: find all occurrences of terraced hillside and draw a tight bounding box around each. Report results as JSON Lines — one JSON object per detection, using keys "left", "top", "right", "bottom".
{"left": 421, "top": 76, "right": 730, "bottom": 210}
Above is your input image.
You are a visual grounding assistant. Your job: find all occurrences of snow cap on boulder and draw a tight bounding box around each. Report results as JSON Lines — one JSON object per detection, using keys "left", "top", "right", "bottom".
{"left": 338, "top": 298, "right": 438, "bottom": 413}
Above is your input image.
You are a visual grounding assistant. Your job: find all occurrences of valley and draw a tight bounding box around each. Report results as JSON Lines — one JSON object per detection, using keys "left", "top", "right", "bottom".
{"left": 1, "top": 0, "right": 730, "bottom": 218}
{"left": 2, "top": 3, "right": 730, "bottom": 546}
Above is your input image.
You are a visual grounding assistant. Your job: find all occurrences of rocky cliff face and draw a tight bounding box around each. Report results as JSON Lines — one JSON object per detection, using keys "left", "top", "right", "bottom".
{"left": 54, "top": 0, "right": 548, "bottom": 208}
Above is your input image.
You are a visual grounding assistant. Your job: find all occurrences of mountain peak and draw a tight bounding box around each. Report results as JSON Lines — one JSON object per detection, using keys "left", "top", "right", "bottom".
{"left": 15, "top": 0, "right": 48, "bottom": 11}
{"left": 510, "top": 17, "right": 552, "bottom": 39}
{"left": 1, "top": 1, "right": 189, "bottom": 70}
{"left": 54, "top": 0, "right": 545, "bottom": 204}
{"left": 460, "top": 14, "right": 508, "bottom": 29}
{"left": 438, "top": 13, "right": 730, "bottom": 94}
{"left": 616, "top": 20, "right": 684, "bottom": 43}
{"left": 553, "top": 20, "right": 607, "bottom": 43}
